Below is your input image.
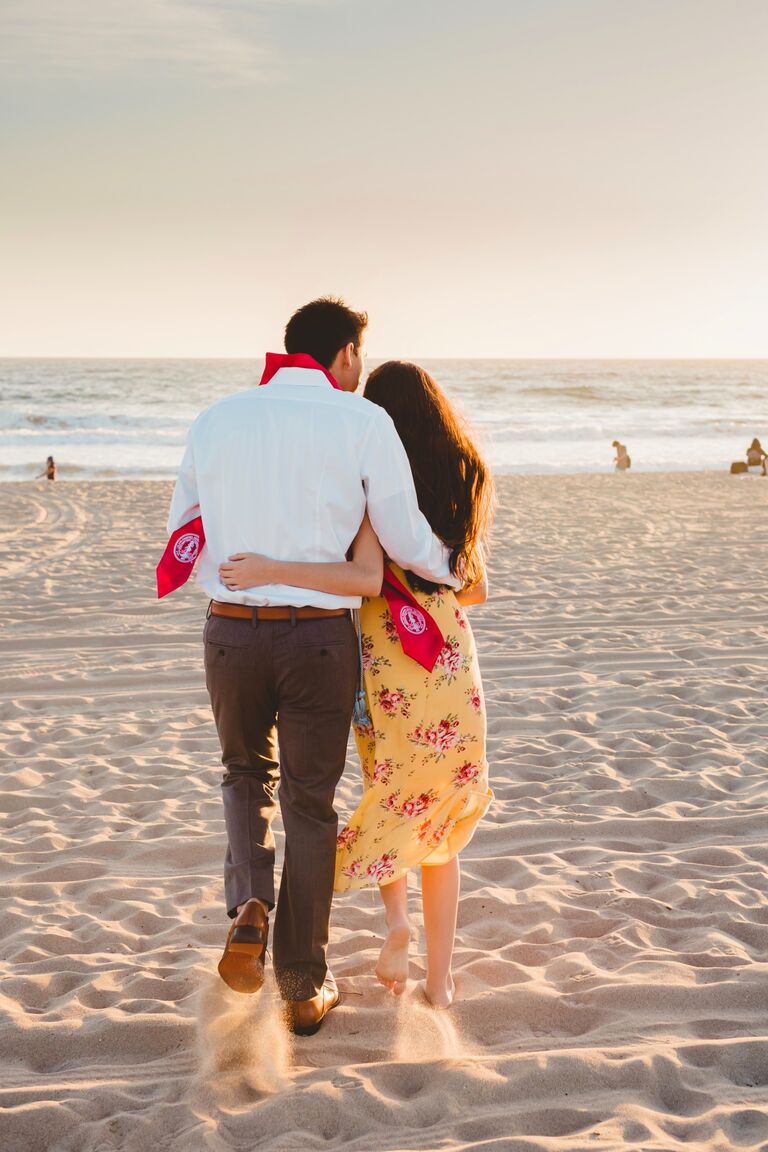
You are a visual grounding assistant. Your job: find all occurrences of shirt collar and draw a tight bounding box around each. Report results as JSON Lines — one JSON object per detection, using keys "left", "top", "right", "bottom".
{"left": 265, "top": 366, "right": 338, "bottom": 389}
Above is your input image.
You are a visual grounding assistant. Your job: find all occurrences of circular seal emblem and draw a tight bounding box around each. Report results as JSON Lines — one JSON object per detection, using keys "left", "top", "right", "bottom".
{"left": 400, "top": 605, "right": 426, "bottom": 635}
{"left": 173, "top": 533, "right": 200, "bottom": 564}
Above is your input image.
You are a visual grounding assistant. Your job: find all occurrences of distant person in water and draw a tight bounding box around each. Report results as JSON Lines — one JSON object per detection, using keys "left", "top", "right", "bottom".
{"left": 36, "top": 456, "right": 56, "bottom": 481}
{"left": 746, "top": 439, "right": 766, "bottom": 474}
{"left": 612, "top": 441, "right": 631, "bottom": 472}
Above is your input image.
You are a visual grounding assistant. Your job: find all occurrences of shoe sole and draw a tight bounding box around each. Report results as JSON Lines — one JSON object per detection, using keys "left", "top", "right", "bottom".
{"left": 218, "top": 934, "right": 266, "bottom": 995}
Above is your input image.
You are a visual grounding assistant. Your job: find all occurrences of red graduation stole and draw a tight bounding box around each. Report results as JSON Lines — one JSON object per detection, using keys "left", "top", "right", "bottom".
{"left": 260, "top": 352, "right": 342, "bottom": 391}
{"left": 156, "top": 354, "right": 339, "bottom": 598}
{"left": 156, "top": 516, "right": 205, "bottom": 598}
{"left": 380, "top": 564, "right": 445, "bottom": 672}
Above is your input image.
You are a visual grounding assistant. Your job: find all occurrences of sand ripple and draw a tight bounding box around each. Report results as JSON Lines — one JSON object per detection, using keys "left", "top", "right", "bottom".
{"left": 1, "top": 474, "right": 767, "bottom": 1151}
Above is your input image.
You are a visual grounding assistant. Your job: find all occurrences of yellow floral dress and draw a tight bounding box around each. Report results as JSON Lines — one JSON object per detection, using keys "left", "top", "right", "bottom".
{"left": 334, "top": 563, "right": 492, "bottom": 890}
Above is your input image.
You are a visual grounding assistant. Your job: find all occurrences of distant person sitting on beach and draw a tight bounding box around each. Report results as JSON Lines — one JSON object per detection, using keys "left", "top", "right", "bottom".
{"left": 746, "top": 438, "right": 766, "bottom": 474}
{"left": 36, "top": 456, "right": 56, "bottom": 481}
{"left": 612, "top": 441, "right": 631, "bottom": 471}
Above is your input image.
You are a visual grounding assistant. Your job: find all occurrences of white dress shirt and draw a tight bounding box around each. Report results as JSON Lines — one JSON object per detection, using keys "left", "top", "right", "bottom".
{"left": 167, "top": 366, "right": 460, "bottom": 607}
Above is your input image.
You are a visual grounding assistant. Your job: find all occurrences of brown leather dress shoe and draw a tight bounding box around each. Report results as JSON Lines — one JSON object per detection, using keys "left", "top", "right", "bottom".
{"left": 218, "top": 900, "right": 269, "bottom": 994}
{"left": 284, "top": 973, "right": 341, "bottom": 1036}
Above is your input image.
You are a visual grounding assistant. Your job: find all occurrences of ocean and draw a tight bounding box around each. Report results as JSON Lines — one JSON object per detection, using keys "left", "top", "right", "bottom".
{"left": 2, "top": 359, "right": 767, "bottom": 481}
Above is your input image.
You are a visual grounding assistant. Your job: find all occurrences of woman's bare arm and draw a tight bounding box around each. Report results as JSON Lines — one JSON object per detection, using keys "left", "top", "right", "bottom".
{"left": 219, "top": 512, "right": 384, "bottom": 597}
{"left": 455, "top": 575, "right": 488, "bottom": 606}
{"left": 454, "top": 552, "right": 488, "bottom": 606}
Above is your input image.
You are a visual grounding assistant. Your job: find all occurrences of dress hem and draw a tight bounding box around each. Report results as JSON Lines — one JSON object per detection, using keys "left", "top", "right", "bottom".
{"left": 334, "top": 785, "right": 492, "bottom": 894}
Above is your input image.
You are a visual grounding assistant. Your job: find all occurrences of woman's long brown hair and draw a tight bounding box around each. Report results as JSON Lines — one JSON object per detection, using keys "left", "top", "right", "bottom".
{"left": 364, "top": 361, "right": 495, "bottom": 593}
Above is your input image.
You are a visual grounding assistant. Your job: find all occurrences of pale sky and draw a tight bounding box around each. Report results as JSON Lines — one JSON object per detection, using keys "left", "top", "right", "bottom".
{"left": 1, "top": 0, "right": 767, "bottom": 358}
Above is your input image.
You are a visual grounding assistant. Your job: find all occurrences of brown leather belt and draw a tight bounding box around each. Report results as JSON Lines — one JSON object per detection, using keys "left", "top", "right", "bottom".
{"left": 210, "top": 601, "right": 350, "bottom": 622}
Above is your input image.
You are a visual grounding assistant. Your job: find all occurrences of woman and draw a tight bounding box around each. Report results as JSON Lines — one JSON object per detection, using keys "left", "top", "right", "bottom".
{"left": 746, "top": 438, "right": 766, "bottom": 472}
{"left": 219, "top": 362, "right": 494, "bottom": 1008}
{"left": 36, "top": 455, "right": 56, "bottom": 481}
{"left": 612, "top": 440, "right": 631, "bottom": 471}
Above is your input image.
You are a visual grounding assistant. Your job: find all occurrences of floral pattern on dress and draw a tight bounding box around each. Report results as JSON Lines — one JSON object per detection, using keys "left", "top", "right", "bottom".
{"left": 434, "top": 636, "right": 468, "bottom": 685}
{"left": 416, "top": 818, "right": 433, "bottom": 843}
{"left": 453, "top": 760, "right": 482, "bottom": 786}
{"left": 427, "top": 818, "right": 453, "bottom": 847}
{"left": 466, "top": 684, "right": 483, "bottom": 713}
{"left": 406, "top": 714, "right": 478, "bottom": 761}
{"left": 374, "top": 685, "right": 417, "bottom": 718}
{"left": 364, "top": 851, "right": 398, "bottom": 883}
{"left": 337, "top": 826, "right": 361, "bottom": 851}
{"left": 380, "top": 611, "right": 399, "bottom": 644}
{"left": 371, "top": 758, "right": 397, "bottom": 787}
{"left": 423, "top": 587, "right": 447, "bottom": 610}
{"left": 353, "top": 716, "right": 386, "bottom": 755}
{"left": 361, "top": 634, "right": 391, "bottom": 677}
{"left": 381, "top": 788, "right": 439, "bottom": 819}
{"left": 340, "top": 856, "right": 364, "bottom": 880}
{"left": 334, "top": 563, "right": 492, "bottom": 893}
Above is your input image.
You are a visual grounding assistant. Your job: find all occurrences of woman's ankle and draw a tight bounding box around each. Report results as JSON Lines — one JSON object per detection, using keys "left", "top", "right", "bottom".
{"left": 424, "top": 973, "right": 455, "bottom": 1009}
{"left": 385, "top": 911, "right": 410, "bottom": 933}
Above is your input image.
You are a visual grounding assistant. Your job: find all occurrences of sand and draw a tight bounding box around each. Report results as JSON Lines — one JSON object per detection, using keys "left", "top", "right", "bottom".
{"left": 1, "top": 473, "right": 767, "bottom": 1152}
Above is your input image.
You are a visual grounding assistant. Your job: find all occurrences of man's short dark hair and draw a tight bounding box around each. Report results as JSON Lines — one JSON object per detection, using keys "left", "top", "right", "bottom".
{"left": 284, "top": 297, "right": 368, "bottom": 368}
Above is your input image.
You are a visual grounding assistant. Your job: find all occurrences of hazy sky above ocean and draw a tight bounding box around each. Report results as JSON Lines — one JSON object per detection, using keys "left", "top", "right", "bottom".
{"left": 1, "top": 1, "right": 767, "bottom": 358}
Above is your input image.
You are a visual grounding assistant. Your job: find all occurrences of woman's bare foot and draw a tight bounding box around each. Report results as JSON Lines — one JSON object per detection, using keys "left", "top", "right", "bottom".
{"left": 375, "top": 922, "right": 411, "bottom": 996}
{"left": 423, "top": 974, "right": 455, "bottom": 1009}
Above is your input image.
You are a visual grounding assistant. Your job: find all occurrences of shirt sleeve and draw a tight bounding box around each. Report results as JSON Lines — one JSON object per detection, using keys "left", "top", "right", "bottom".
{"left": 361, "top": 407, "right": 461, "bottom": 589}
{"left": 167, "top": 428, "right": 200, "bottom": 534}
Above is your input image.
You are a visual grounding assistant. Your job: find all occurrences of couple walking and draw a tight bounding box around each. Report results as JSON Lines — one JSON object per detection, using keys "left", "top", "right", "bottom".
{"left": 165, "top": 297, "right": 494, "bottom": 1036}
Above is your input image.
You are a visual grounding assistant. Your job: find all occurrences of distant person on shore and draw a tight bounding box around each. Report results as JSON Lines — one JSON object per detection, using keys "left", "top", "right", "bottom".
{"left": 612, "top": 441, "right": 631, "bottom": 472}
{"left": 36, "top": 456, "right": 56, "bottom": 481}
{"left": 746, "top": 438, "right": 766, "bottom": 474}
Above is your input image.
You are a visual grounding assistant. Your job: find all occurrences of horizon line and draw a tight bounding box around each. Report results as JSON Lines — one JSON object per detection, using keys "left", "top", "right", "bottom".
{"left": 1, "top": 354, "right": 767, "bottom": 364}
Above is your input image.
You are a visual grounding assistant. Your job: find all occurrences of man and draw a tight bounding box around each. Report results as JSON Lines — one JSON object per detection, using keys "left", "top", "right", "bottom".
{"left": 167, "top": 297, "right": 459, "bottom": 1035}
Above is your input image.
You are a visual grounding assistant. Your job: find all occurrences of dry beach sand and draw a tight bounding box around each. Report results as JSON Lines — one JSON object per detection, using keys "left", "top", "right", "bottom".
{"left": 1, "top": 473, "right": 767, "bottom": 1152}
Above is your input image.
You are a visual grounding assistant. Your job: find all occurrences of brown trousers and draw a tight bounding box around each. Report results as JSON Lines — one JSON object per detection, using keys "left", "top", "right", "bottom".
{"left": 203, "top": 611, "right": 357, "bottom": 1000}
